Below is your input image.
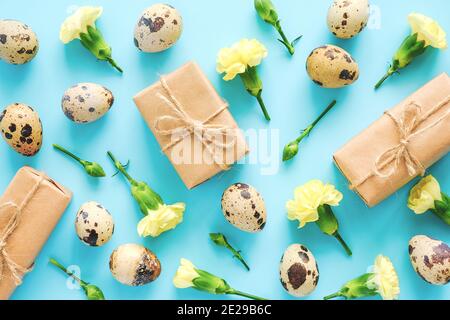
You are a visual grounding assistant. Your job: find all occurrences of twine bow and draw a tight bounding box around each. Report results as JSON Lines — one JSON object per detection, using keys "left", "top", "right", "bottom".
{"left": 352, "top": 95, "right": 450, "bottom": 189}
{"left": 0, "top": 176, "right": 44, "bottom": 285}
{"left": 154, "top": 76, "right": 238, "bottom": 170}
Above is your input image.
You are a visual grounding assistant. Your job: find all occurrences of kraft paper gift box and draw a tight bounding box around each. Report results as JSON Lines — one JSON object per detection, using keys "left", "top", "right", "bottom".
{"left": 134, "top": 61, "right": 249, "bottom": 189}
{"left": 0, "top": 166, "right": 72, "bottom": 300}
{"left": 334, "top": 73, "right": 450, "bottom": 207}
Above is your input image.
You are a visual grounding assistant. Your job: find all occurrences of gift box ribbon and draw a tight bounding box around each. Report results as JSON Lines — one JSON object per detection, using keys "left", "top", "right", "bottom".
{"left": 352, "top": 95, "right": 450, "bottom": 189}
{"left": 153, "top": 76, "right": 238, "bottom": 170}
{"left": 0, "top": 175, "right": 44, "bottom": 285}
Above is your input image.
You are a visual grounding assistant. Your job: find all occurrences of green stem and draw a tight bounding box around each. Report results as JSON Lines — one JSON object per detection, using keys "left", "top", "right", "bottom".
{"left": 275, "top": 21, "right": 294, "bottom": 55}
{"left": 323, "top": 292, "right": 343, "bottom": 300}
{"left": 228, "top": 289, "right": 267, "bottom": 300}
{"left": 296, "top": 100, "right": 337, "bottom": 143}
{"left": 49, "top": 258, "right": 87, "bottom": 286}
{"left": 53, "top": 144, "right": 82, "bottom": 164}
{"left": 256, "top": 92, "right": 271, "bottom": 121}
{"left": 334, "top": 232, "right": 353, "bottom": 256}
{"left": 107, "top": 151, "right": 136, "bottom": 185}
{"left": 229, "top": 247, "right": 250, "bottom": 271}
{"left": 375, "top": 68, "right": 396, "bottom": 90}
{"left": 106, "top": 57, "right": 123, "bottom": 73}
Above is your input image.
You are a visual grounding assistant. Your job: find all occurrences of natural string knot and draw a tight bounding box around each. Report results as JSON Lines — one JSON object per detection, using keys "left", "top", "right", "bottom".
{"left": 153, "top": 76, "right": 238, "bottom": 171}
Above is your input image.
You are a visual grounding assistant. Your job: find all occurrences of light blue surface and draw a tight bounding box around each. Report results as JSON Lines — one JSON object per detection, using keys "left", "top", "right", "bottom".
{"left": 1, "top": 0, "right": 449, "bottom": 300}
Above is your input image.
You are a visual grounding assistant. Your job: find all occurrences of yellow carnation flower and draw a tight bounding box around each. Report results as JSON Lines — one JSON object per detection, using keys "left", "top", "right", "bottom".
{"left": 408, "top": 175, "right": 442, "bottom": 214}
{"left": 137, "top": 202, "right": 185, "bottom": 237}
{"left": 366, "top": 255, "right": 400, "bottom": 300}
{"left": 173, "top": 258, "right": 199, "bottom": 288}
{"left": 286, "top": 180, "right": 343, "bottom": 228}
{"left": 60, "top": 6, "right": 103, "bottom": 44}
{"left": 216, "top": 39, "right": 267, "bottom": 81}
{"left": 408, "top": 13, "right": 447, "bottom": 49}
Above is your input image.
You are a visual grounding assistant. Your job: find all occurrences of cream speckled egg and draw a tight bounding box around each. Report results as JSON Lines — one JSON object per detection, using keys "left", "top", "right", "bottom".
{"left": 409, "top": 235, "right": 450, "bottom": 285}
{"left": 327, "top": 0, "right": 370, "bottom": 39}
{"left": 109, "top": 244, "right": 161, "bottom": 286}
{"left": 0, "top": 103, "right": 42, "bottom": 156}
{"left": 62, "top": 83, "right": 114, "bottom": 124}
{"left": 280, "top": 244, "right": 319, "bottom": 297}
{"left": 134, "top": 4, "right": 183, "bottom": 53}
{"left": 221, "top": 183, "right": 266, "bottom": 233}
{"left": 75, "top": 201, "right": 114, "bottom": 247}
{"left": 0, "top": 19, "right": 39, "bottom": 64}
{"left": 306, "top": 45, "right": 359, "bottom": 88}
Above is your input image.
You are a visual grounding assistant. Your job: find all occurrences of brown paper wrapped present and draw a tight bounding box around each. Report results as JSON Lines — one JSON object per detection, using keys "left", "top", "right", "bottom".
{"left": 0, "top": 166, "right": 72, "bottom": 300}
{"left": 134, "top": 61, "right": 249, "bottom": 189}
{"left": 334, "top": 73, "right": 450, "bottom": 207}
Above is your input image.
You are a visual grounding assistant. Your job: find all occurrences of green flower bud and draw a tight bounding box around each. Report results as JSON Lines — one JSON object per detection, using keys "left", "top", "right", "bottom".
{"left": 193, "top": 269, "right": 232, "bottom": 295}
{"left": 393, "top": 33, "right": 427, "bottom": 69}
{"left": 131, "top": 181, "right": 164, "bottom": 215}
{"left": 317, "top": 204, "right": 352, "bottom": 256}
{"left": 282, "top": 141, "right": 299, "bottom": 162}
{"left": 254, "top": 0, "right": 279, "bottom": 26}
{"left": 83, "top": 284, "right": 105, "bottom": 300}
{"left": 82, "top": 161, "right": 106, "bottom": 177}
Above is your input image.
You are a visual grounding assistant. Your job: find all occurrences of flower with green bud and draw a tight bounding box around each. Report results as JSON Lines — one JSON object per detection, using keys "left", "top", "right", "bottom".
{"left": 254, "top": 0, "right": 301, "bottom": 55}
{"left": 59, "top": 6, "right": 122, "bottom": 73}
{"left": 49, "top": 258, "right": 105, "bottom": 300}
{"left": 283, "top": 100, "right": 337, "bottom": 162}
{"left": 173, "top": 258, "right": 266, "bottom": 300}
{"left": 209, "top": 233, "right": 250, "bottom": 271}
{"left": 107, "top": 151, "right": 185, "bottom": 238}
{"left": 53, "top": 144, "right": 106, "bottom": 178}
{"left": 375, "top": 13, "right": 447, "bottom": 89}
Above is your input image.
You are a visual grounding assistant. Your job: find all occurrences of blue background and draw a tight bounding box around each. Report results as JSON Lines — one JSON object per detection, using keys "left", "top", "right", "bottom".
{"left": 0, "top": 0, "right": 449, "bottom": 300}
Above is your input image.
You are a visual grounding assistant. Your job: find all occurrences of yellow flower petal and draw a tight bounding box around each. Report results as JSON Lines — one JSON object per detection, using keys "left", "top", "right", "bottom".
{"left": 286, "top": 180, "right": 342, "bottom": 227}
{"left": 408, "top": 13, "right": 447, "bottom": 49}
{"left": 60, "top": 6, "right": 103, "bottom": 44}
{"left": 366, "top": 255, "right": 400, "bottom": 300}
{"left": 173, "top": 258, "right": 199, "bottom": 288}
{"left": 407, "top": 175, "right": 442, "bottom": 214}
{"left": 137, "top": 203, "right": 185, "bottom": 237}
{"left": 216, "top": 38, "right": 267, "bottom": 80}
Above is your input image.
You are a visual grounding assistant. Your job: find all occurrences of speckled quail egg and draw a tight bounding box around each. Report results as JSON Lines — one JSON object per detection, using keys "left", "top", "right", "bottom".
{"left": 409, "top": 235, "right": 450, "bottom": 285}
{"left": 327, "top": 0, "right": 370, "bottom": 39}
{"left": 280, "top": 244, "right": 319, "bottom": 297}
{"left": 75, "top": 201, "right": 114, "bottom": 247}
{"left": 62, "top": 83, "right": 114, "bottom": 124}
{"left": 0, "top": 19, "right": 39, "bottom": 64}
{"left": 221, "top": 183, "right": 266, "bottom": 233}
{"left": 109, "top": 243, "right": 161, "bottom": 286}
{"left": 306, "top": 45, "right": 359, "bottom": 88}
{"left": 134, "top": 4, "right": 183, "bottom": 53}
{"left": 0, "top": 103, "right": 42, "bottom": 156}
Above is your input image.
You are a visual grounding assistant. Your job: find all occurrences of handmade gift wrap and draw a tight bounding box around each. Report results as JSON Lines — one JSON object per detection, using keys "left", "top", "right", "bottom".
{"left": 334, "top": 73, "right": 450, "bottom": 207}
{"left": 134, "top": 61, "right": 249, "bottom": 189}
{"left": 0, "top": 167, "right": 72, "bottom": 299}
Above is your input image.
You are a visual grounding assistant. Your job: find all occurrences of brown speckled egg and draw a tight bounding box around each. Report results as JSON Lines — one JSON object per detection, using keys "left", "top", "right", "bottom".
{"left": 109, "top": 243, "right": 161, "bottom": 286}
{"left": 62, "top": 83, "right": 114, "bottom": 124}
{"left": 221, "top": 183, "right": 266, "bottom": 233}
{"left": 280, "top": 244, "right": 319, "bottom": 297}
{"left": 327, "top": 0, "right": 370, "bottom": 39}
{"left": 0, "top": 103, "right": 42, "bottom": 156}
{"left": 134, "top": 4, "right": 183, "bottom": 53}
{"left": 306, "top": 45, "right": 359, "bottom": 88}
{"left": 75, "top": 201, "right": 114, "bottom": 247}
{"left": 0, "top": 20, "right": 39, "bottom": 64}
{"left": 409, "top": 235, "right": 450, "bottom": 285}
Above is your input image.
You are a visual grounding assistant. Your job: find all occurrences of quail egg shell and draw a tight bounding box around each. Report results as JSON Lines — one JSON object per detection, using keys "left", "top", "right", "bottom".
{"left": 409, "top": 235, "right": 450, "bottom": 285}
{"left": 109, "top": 243, "right": 161, "bottom": 286}
{"left": 62, "top": 83, "right": 114, "bottom": 124}
{"left": 280, "top": 244, "right": 319, "bottom": 297}
{"left": 0, "top": 19, "right": 39, "bottom": 64}
{"left": 327, "top": 0, "right": 370, "bottom": 39}
{"left": 75, "top": 201, "right": 114, "bottom": 247}
{"left": 0, "top": 103, "right": 42, "bottom": 156}
{"left": 306, "top": 44, "right": 359, "bottom": 88}
{"left": 221, "top": 183, "right": 266, "bottom": 233}
{"left": 134, "top": 3, "right": 183, "bottom": 53}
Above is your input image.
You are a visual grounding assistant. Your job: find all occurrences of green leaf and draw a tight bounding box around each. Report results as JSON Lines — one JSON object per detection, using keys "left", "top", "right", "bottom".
{"left": 316, "top": 204, "right": 338, "bottom": 236}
